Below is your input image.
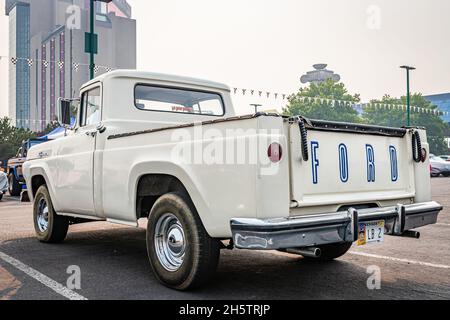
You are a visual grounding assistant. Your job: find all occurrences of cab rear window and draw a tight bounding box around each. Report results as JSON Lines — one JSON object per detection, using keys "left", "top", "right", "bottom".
{"left": 134, "top": 85, "right": 224, "bottom": 116}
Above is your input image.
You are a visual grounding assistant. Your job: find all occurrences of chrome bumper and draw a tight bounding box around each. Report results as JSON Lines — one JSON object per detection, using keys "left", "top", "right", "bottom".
{"left": 230, "top": 201, "right": 443, "bottom": 250}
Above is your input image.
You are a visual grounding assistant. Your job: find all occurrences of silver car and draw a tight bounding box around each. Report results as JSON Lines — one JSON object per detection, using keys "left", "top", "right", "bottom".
{"left": 430, "top": 156, "right": 450, "bottom": 177}
{"left": 0, "top": 171, "right": 9, "bottom": 201}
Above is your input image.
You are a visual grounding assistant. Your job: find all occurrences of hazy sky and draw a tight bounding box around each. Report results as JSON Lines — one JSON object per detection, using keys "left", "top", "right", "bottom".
{"left": 1, "top": 0, "right": 450, "bottom": 116}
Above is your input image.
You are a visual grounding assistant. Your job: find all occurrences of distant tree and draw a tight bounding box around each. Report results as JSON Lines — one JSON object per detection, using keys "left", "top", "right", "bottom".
{"left": 283, "top": 79, "right": 361, "bottom": 123}
{"left": 0, "top": 117, "right": 37, "bottom": 161}
{"left": 362, "top": 94, "right": 449, "bottom": 154}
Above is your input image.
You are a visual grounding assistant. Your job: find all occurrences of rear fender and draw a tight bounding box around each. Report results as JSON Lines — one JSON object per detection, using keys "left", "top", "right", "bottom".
{"left": 128, "top": 161, "right": 217, "bottom": 235}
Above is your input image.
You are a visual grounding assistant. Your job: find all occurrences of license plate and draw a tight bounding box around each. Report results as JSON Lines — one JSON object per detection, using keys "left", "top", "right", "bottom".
{"left": 357, "top": 220, "right": 385, "bottom": 246}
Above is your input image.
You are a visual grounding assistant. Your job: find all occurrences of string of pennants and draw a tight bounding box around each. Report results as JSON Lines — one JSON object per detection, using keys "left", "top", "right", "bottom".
{"left": 231, "top": 87, "right": 449, "bottom": 116}
{"left": 15, "top": 119, "right": 58, "bottom": 125}
{"left": 232, "top": 87, "right": 291, "bottom": 101}
{"left": 1, "top": 55, "right": 114, "bottom": 74}
{"left": 296, "top": 96, "right": 449, "bottom": 116}
{"left": 2, "top": 55, "right": 448, "bottom": 117}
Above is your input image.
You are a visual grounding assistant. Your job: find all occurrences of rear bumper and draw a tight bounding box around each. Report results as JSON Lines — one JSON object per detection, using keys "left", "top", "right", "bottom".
{"left": 230, "top": 201, "right": 442, "bottom": 250}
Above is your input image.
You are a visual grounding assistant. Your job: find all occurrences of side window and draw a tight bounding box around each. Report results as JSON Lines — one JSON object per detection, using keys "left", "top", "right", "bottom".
{"left": 80, "top": 87, "right": 101, "bottom": 127}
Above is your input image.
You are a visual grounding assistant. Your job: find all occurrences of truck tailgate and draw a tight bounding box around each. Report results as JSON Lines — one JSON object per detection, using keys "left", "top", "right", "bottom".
{"left": 288, "top": 120, "right": 416, "bottom": 208}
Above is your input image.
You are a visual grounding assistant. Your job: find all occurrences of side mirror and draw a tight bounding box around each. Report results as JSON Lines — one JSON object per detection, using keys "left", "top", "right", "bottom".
{"left": 59, "top": 99, "right": 72, "bottom": 127}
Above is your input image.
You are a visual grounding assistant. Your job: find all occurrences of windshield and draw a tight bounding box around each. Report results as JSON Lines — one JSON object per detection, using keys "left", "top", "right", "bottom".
{"left": 431, "top": 156, "right": 447, "bottom": 163}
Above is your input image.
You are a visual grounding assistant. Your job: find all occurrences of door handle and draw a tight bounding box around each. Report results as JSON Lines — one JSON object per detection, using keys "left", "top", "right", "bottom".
{"left": 85, "top": 131, "right": 97, "bottom": 137}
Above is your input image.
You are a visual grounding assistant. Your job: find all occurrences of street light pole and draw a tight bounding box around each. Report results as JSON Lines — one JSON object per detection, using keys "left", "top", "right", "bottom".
{"left": 400, "top": 65, "right": 416, "bottom": 126}
{"left": 88, "top": 0, "right": 112, "bottom": 80}
{"left": 89, "top": 0, "right": 95, "bottom": 80}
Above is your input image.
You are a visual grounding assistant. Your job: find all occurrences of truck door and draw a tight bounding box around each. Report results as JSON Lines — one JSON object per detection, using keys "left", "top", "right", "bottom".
{"left": 56, "top": 85, "right": 102, "bottom": 217}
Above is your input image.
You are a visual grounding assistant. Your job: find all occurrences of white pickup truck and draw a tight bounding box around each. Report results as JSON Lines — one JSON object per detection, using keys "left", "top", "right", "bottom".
{"left": 23, "top": 70, "right": 442, "bottom": 290}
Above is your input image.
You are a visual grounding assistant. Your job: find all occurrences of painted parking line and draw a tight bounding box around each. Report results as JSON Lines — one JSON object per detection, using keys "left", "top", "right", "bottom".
{"left": 0, "top": 204, "right": 31, "bottom": 209}
{"left": 0, "top": 251, "right": 87, "bottom": 300}
{"left": 348, "top": 251, "right": 450, "bottom": 270}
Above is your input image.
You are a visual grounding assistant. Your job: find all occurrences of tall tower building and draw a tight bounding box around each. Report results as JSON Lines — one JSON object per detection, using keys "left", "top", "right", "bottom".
{"left": 6, "top": 0, "right": 30, "bottom": 129}
{"left": 300, "top": 64, "right": 341, "bottom": 85}
{"left": 5, "top": 0, "right": 136, "bottom": 131}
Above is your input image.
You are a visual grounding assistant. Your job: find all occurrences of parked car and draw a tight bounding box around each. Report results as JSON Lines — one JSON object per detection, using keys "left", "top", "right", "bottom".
{"left": 7, "top": 139, "right": 47, "bottom": 196}
{"left": 430, "top": 156, "right": 450, "bottom": 177}
{"left": 23, "top": 70, "right": 442, "bottom": 290}
{"left": 438, "top": 155, "right": 450, "bottom": 162}
{"left": 0, "top": 171, "right": 9, "bottom": 201}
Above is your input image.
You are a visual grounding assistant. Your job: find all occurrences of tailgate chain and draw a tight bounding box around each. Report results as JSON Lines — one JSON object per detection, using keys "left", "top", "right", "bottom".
{"left": 289, "top": 116, "right": 310, "bottom": 162}
{"left": 411, "top": 130, "right": 422, "bottom": 163}
{"left": 298, "top": 120, "right": 309, "bottom": 161}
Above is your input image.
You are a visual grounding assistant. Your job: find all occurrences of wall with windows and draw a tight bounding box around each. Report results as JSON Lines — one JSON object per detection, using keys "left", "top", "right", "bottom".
{"left": 6, "top": 0, "right": 135, "bottom": 131}
{"left": 425, "top": 93, "right": 450, "bottom": 124}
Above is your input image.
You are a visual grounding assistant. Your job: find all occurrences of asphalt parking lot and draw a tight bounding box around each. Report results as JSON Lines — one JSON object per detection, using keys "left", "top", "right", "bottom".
{"left": 0, "top": 178, "right": 449, "bottom": 300}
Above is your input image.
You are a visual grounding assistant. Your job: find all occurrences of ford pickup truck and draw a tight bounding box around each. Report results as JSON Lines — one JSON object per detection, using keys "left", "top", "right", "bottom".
{"left": 23, "top": 70, "right": 442, "bottom": 290}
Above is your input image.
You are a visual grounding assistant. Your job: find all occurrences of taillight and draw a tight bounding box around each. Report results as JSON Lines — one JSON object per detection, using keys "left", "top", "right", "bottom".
{"left": 420, "top": 148, "right": 427, "bottom": 163}
{"left": 268, "top": 143, "right": 282, "bottom": 163}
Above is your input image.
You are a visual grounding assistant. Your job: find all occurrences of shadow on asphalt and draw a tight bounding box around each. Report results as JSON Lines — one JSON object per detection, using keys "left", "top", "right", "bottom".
{"left": 1, "top": 227, "right": 449, "bottom": 300}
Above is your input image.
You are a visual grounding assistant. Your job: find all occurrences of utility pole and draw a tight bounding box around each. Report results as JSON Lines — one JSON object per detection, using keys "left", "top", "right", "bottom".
{"left": 400, "top": 65, "right": 416, "bottom": 126}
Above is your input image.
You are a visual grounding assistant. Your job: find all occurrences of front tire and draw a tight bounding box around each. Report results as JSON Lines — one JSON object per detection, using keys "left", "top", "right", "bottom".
{"left": 33, "top": 185, "right": 69, "bottom": 243}
{"left": 146, "top": 192, "right": 220, "bottom": 290}
{"left": 8, "top": 174, "right": 21, "bottom": 197}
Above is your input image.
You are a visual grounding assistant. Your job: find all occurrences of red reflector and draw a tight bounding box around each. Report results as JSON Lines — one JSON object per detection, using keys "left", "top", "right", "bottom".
{"left": 421, "top": 148, "right": 427, "bottom": 163}
{"left": 268, "top": 143, "right": 282, "bottom": 163}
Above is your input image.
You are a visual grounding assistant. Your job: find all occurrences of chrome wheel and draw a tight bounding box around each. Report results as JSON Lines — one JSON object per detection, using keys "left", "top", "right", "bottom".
{"left": 36, "top": 198, "right": 49, "bottom": 232}
{"left": 154, "top": 213, "right": 186, "bottom": 272}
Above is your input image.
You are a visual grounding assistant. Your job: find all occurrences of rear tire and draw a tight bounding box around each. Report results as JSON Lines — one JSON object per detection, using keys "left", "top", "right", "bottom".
{"left": 303, "top": 242, "right": 352, "bottom": 261}
{"left": 146, "top": 192, "right": 220, "bottom": 290}
{"left": 8, "top": 174, "right": 21, "bottom": 197}
{"left": 33, "top": 185, "right": 69, "bottom": 243}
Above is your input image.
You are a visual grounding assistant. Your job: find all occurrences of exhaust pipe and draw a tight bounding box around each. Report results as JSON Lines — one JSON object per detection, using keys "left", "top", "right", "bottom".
{"left": 287, "top": 247, "right": 322, "bottom": 258}
{"left": 401, "top": 230, "right": 421, "bottom": 239}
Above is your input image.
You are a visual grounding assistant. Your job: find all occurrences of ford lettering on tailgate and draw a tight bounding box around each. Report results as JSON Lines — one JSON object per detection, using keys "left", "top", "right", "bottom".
{"left": 311, "top": 142, "right": 398, "bottom": 184}
{"left": 290, "top": 129, "right": 414, "bottom": 206}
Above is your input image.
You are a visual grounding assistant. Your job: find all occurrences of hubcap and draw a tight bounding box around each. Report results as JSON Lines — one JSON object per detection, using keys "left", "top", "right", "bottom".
{"left": 37, "top": 198, "right": 49, "bottom": 232}
{"left": 154, "top": 213, "right": 186, "bottom": 272}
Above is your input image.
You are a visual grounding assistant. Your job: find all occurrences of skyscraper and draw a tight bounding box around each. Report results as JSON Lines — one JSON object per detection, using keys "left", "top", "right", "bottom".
{"left": 5, "top": 0, "right": 136, "bottom": 131}
{"left": 6, "top": 0, "right": 30, "bottom": 129}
